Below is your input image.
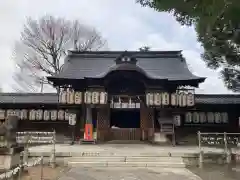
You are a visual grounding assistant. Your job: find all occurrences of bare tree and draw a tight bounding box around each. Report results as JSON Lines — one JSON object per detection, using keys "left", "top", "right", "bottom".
{"left": 13, "top": 15, "right": 107, "bottom": 92}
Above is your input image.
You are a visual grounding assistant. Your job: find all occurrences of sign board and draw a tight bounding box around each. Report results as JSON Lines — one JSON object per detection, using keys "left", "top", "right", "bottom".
{"left": 69, "top": 113, "right": 76, "bottom": 125}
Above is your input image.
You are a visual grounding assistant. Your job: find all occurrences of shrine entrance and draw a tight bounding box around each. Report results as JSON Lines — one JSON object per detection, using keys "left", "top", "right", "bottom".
{"left": 109, "top": 109, "right": 141, "bottom": 140}
{"left": 110, "top": 109, "right": 140, "bottom": 128}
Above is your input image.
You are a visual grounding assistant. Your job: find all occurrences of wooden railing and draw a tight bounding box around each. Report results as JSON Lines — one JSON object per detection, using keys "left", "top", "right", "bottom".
{"left": 197, "top": 131, "right": 240, "bottom": 167}
{"left": 109, "top": 128, "right": 141, "bottom": 140}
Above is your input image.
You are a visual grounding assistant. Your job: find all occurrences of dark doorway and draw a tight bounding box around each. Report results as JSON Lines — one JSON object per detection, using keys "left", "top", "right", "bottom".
{"left": 110, "top": 110, "right": 140, "bottom": 128}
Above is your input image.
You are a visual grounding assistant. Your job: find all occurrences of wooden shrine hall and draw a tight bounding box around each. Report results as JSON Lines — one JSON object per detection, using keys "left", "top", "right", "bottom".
{"left": 0, "top": 51, "right": 240, "bottom": 145}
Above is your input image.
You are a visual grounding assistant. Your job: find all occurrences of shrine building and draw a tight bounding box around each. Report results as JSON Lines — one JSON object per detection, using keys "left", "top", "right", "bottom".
{"left": 0, "top": 50, "right": 240, "bottom": 145}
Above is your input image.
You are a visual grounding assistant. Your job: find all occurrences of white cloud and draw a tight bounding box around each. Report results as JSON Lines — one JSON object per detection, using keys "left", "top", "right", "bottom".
{"left": 0, "top": 0, "right": 233, "bottom": 94}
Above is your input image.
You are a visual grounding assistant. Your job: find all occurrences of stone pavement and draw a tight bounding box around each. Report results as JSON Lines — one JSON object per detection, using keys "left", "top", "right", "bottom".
{"left": 28, "top": 143, "right": 228, "bottom": 156}
{"left": 58, "top": 167, "right": 202, "bottom": 180}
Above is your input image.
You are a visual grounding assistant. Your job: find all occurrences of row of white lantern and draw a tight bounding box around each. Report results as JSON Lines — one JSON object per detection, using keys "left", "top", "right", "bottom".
{"left": 0, "top": 109, "right": 70, "bottom": 121}
{"left": 59, "top": 90, "right": 108, "bottom": 104}
{"left": 146, "top": 92, "right": 195, "bottom": 107}
{"left": 185, "top": 112, "right": 228, "bottom": 124}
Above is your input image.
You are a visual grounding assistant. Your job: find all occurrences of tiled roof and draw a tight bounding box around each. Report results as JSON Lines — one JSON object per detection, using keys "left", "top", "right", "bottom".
{"left": 0, "top": 93, "right": 240, "bottom": 105}
{"left": 195, "top": 94, "right": 240, "bottom": 104}
{"left": 0, "top": 93, "right": 58, "bottom": 104}
{"left": 50, "top": 51, "right": 205, "bottom": 82}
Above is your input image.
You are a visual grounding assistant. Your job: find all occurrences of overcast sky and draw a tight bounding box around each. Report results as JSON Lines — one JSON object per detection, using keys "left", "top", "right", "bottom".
{"left": 0, "top": 0, "right": 234, "bottom": 94}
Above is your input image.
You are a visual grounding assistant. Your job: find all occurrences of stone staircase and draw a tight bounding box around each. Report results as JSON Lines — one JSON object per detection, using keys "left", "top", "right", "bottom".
{"left": 65, "top": 154, "right": 185, "bottom": 168}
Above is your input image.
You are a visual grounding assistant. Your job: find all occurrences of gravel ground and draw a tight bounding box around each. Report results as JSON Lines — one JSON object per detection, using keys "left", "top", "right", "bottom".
{"left": 188, "top": 164, "right": 240, "bottom": 180}
{"left": 20, "top": 164, "right": 70, "bottom": 180}
{"left": 58, "top": 167, "right": 202, "bottom": 180}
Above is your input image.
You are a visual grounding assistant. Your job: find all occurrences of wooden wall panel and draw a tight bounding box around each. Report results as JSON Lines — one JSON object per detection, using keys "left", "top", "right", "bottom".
{"left": 97, "top": 106, "right": 110, "bottom": 141}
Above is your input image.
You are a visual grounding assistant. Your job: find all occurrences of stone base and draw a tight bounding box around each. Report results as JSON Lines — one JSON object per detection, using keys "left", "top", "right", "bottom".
{"left": 153, "top": 133, "right": 168, "bottom": 143}
{"left": 0, "top": 146, "right": 24, "bottom": 171}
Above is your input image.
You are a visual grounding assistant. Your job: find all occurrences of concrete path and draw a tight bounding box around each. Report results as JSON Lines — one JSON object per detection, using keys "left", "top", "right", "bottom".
{"left": 28, "top": 144, "right": 227, "bottom": 156}
{"left": 58, "top": 167, "right": 202, "bottom": 180}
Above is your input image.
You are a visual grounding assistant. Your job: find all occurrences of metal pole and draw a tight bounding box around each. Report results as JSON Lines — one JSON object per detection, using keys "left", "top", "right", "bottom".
{"left": 18, "top": 154, "right": 23, "bottom": 180}
{"left": 198, "top": 131, "right": 203, "bottom": 168}
{"left": 40, "top": 157, "right": 43, "bottom": 180}
{"left": 50, "top": 130, "right": 56, "bottom": 168}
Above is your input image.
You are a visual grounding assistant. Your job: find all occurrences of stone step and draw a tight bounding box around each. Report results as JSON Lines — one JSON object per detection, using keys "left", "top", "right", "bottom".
{"left": 67, "top": 161, "right": 186, "bottom": 168}
{"left": 68, "top": 156, "right": 183, "bottom": 163}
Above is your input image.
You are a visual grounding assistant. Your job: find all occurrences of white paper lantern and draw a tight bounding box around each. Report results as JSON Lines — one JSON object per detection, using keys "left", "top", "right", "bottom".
{"left": 7, "top": 109, "right": 14, "bottom": 117}
{"left": 154, "top": 93, "right": 161, "bottom": 106}
{"left": 187, "top": 92, "right": 195, "bottom": 106}
{"left": 58, "top": 110, "right": 65, "bottom": 120}
{"left": 65, "top": 111, "right": 69, "bottom": 121}
{"left": 74, "top": 92, "right": 82, "bottom": 104}
{"left": 29, "top": 110, "right": 36, "bottom": 120}
{"left": 43, "top": 110, "right": 50, "bottom": 121}
{"left": 92, "top": 92, "right": 99, "bottom": 104}
{"left": 171, "top": 93, "right": 178, "bottom": 106}
{"left": 185, "top": 112, "right": 192, "bottom": 123}
{"left": 207, "top": 112, "right": 214, "bottom": 123}
{"left": 221, "top": 112, "right": 228, "bottom": 123}
{"left": 178, "top": 92, "right": 184, "bottom": 107}
{"left": 193, "top": 112, "right": 200, "bottom": 123}
{"left": 135, "top": 103, "right": 140, "bottom": 109}
{"left": 20, "top": 109, "right": 28, "bottom": 120}
{"left": 174, "top": 115, "right": 181, "bottom": 126}
{"left": 100, "top": 92, "right": 107, "bottom": 104}
{"left": 199, "top": 112, "right": 206, "bottom": 123}
{"left": 15, "top": 110, "right": 21, "bottom": 118}
{"left": 84, "top": 91, "right": 92, "bottom": 104}
{"left": 182, "top": 93, "right": 187, "bottom": 107}
{"left": 59, "top": 91, "right": 67, "bottom": 104}
{"left": 0, "top": 109, "right": 5, "bottom": 119}
{"left": 50, "top": 110, "right": 57, "bottom": 121}
{"left": 67, "top": 90, "right": 75, "bottom": 104}
{"left": 162, "top": 92, "right": 169, "bottom": 105}
{"left": 69, "top": 113, "right": 76, "bottom": 125}
{"left": 36, "top": 110, "right": 43, "bottom": 120}
{"left": 146, "top": 93, "right": 154, "bottom": 106}
{"left": 214, "top": 112, "right": 221, "bottom": 123}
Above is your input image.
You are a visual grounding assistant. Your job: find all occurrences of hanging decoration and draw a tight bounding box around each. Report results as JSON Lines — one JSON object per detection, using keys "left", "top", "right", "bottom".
{"left": 29, "top": 110, "right": 36, "bottom": 121}
{"left": 36, "top": 109, "right": 43, "bottom": 120}
{"left": 0, "top": 109, "right": 5, "bottom": 119}
{"left": 174, "top": 115, "right": 181, "bottom": 126}
{"left": 146, "top": 93, "right": 154, "bottom": 106}
{"left": 221, "top": 112, "right": 228, "bottom": 123}
{"left": 178, "top": 92, "right": 184, "bottom": 107}
{"left": 67, "top": 89, "right": 75, "bottom": 104}
{"left": 185, "top": 112, "right": 192, "bottom": 123}
{"left": 193, "top": 112, "right": 200, "bottom": 123}
{"left": 43, "top": 110, "right": 50, "bottom": 121}
{"left": 146, "top": 90, "right": 195, "bottom": 107}
{"left": 65, "top": 111, "right": 69, "bottom": 121}
{"left": 99, "top": 92, "right": 108, "bottom": 104}
{"left": 58, "top": 110, "right": 65, "bottom": 120}
{"left": 199, "top": 112, "right": 206, "bottom": 123}
{"left": 154, "top": 93, "right": 161, "bottom": 106}
{"left": 184, "top": 112, "right": 229, "bottom": 124}
{"left": 59, "top": 90, "right": 67, "bottom": 104}
{"left": 207, "top": 112, "right": 214, "bottom": 123}
{"left": 214, "top": 112, "right": 221, "bottom": 123}
{"left": 50, "top": 110, "right": 57, "bottom": 121}
{"left": 20, "top": 109, "right": 28, "bottom": 120}
{"left": 171, "top": 93, "right": 178, "bottom": 106}
{"left": 74, "top": 92, "right": 82, "bottom": 104}
{"left": 187, "top": 92, "right": 195, "bottom": 106}
{"left": 162, "top": 92, "right": 169, "bottom": 105}
{"left": 92, "top": 92, "right": 99, "bottom": 104}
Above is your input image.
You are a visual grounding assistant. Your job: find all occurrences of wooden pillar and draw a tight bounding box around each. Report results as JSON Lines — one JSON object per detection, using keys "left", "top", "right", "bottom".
{"left": 97, "top": 106, "right": 110, "bottom": 141}
{"left": 140, "top": 103, "right": 154, "bottom": 141}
